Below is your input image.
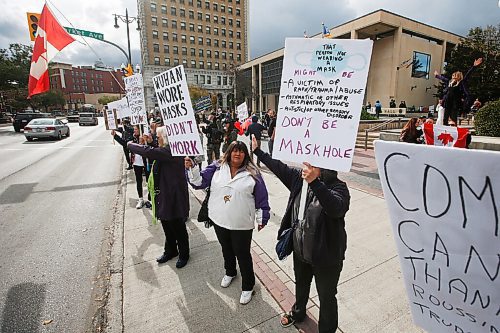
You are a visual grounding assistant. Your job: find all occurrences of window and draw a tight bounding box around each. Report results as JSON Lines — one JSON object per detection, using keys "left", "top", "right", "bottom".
{"left": 174, "top": 58, "right": 179, "bottom": 65}
{"left": 213, "top": 3, "right": 218, "bottom": 11}
{"left": 206, "top": 26, "right": 211, "bottom": 34}
{"left": 206, "top": 50, "right": 211, "bottom": 58}
{"left": 190, "top": 36, "right": 195, "bottom": 44}
{"left": 182, "top": 59, "right": 188, "bottom": 67}
{"left": 206, "top": 38, "right": 211, "bottom": 46}
{"left": 236, "top": 9, "right": 240, "bottom": 16}
{"left": 198, "top": 37, "right": 203, "bottom": 45}
{"left": 213, "top": 15, "right": 218, "bottom": 23}
{"left": 189, "top": 23, "right": 195, "bottom": 31}
{"left": 412, "top": 51, "right": 431, "bottom": 79}
{"left": 205, "top": 1, "right": 210, "bottom": 9}
{"left": 215, "top": 62, "right": 219, "bottom": 70}
{"left": 200, "top": 74, "right": 205, "bottom": 83}
{"left": 152, "top": 30, "right": 159, "bottom": 39}
{"left": 205, "top": 14, "right": 210, "bottom": 22}
{"left": 191, "top": 48, "right": 196, "bottom": 56}
{"left": 228, "top": 7, "right": 232, "bottom": 14}
{"left": 153, "top": 43, "right": 160, "bottom": 52}
{"left": 207, "top": 62, "right": 212, "bottom": 70}
{"left": 162, "top": 18, "right": 168, "bottom": 27}
{"left": 194, "top": 74, "right": 199, "bottom": 84}
{"left": 197, "top": 12, "right": 202, "bottom": 20}
{"left": 217, "top": 76, "right": 222, "bottom": 85}
{"left": 237, "top": 53, "right": 241, "bottom": 61}
{"left": 199, "top": 49, "right": 204, "bottom": 57}
{"left": 198, "top": 24, "right": 203, "bottom": 33}
{"left": 237, "top": 42, "right": 241, "bottom": 50}
{"left": 180, "top": 9, "right": 185, "bottom": 17}
{"left": 221, "top": 40, "right": 226, "bottom": 48}
{"left": 171, "top": 20, "right": 177, "bottom": 28}
{"left": 170, "top": 7, "right": 176, "bottom": 15}
{"left": 163, "top": 32, "right": 169, "bottom": 40}
{"left": 189, "top": 10, "right": 194, "bottom": 19}
{"left": 181, "top": 35, "right": 187, "bottom": 43}
{"left": 221, "top": 28, "right": 226, "bottom": 37}
{"left": 199, "top": 61, "right": 204, "bottom": 69}
{"left": 236, "top": 20, "right": 241, "bottom": 28}
{"left": 228, "top": 18, "right": 233, "bottom": 26}
{"left": 207, "top": 75, "right": 211, "bottom": 84}
{"left": 214, "top": 51, "right": 219, "bottom": 59}
{"left": 222, "top": 63, "right": 227, "bottom": 70}
{"left": 188, "top": 0, "right": 193, "bottom": 5}
{"left": 214, "top": 39, "right": 219, "bottom": 47}
{"left": 165, "top": 58, "right": 170, "bottom": 65}
{"left": 222, "top": 51, "right": 227, "bottom": 59}
{"left": 180, "top": 21, "right": 186, "bottom": 30}
{"left": 191, "top": 60, "right": 197, "bottom": 68}
{"left": 229, "top": 52, "right": 234, "bottom": 60}
{"left": 173, "top": 46, "right": 179, "bottom": 54}
{"left": 229, "top": 30, "right": 233, "bottom": 38}
{"left": 160, "top": 5, "right": 166, "bottom": 13}
{"left": 229, "top": 41, "right": 233, "bottom": 49}
{"left": 172, "top": 33, "right": 178, "bottom": 41}
{"left": 154, "top": 57, "right": 160, "bottom": 65}
{"left": 221, "top": 17, "right": 225, "bottom": 25}
{"left": 220, "top": 5, "right": 225, "bottom": 12}
{"left": 182, "top": 47, "right": 187, "bottom": 55}
{"left": 150, "top": 3, "right": 157, "bottom": 12}
{"left": 214, "top": 28, "right": 218, "bottom": 36}
{"left": 223, "top": 76, "right": 228, "bottom": 85}
{"left": 236, "top": 0, "right": 240, "bottom": 3}
{"left": 164, "top": 45, "right": 170, "bottom": 53}
{"left": 197, "top": 0, "right": 201, "bottom": 8}
{"left": 152, "top": 17, "right": 158, "bottom": 26}
{"left": 236, "top": 31, "right": 241, "bottom": 39}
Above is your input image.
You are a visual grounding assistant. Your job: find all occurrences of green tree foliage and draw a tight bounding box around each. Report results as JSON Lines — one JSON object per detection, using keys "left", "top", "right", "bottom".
{"left": 441, "top": 25, "right": 500, "bottom": 105}
{"left": 0, "top": 43, "right": 32, "bottom": 90}
{"left": 474, "top": 99, "right": 500, "bottom": 137}
{"left": 98, "top": 95, "right": 120, "bottom": 105}
{"left": 30, "top": 91, "right": 66, "bottom": 112}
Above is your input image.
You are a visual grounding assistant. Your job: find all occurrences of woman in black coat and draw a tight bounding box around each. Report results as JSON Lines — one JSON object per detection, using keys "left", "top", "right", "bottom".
{"left": 128, "top": 126, "right": 190, "bottom": 269}
{"left": 251, "top": 137, "right": 350, "bottom": 333}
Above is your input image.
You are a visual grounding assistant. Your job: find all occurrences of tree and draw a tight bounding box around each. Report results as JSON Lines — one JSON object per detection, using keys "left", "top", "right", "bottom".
{"left": 98, "top": 95, "right": 120, "bottom": 105}
{"left": 440, "top": 25, "right": 500, "bottom": 105}
{"left": 30, "top": 90, "right": 66, "bottom": 112}
{"left": 188, "top": 85, "right": 210, "bottom": 104}
{"left": 0, "top": 44, "right": 33, "bottom": 112}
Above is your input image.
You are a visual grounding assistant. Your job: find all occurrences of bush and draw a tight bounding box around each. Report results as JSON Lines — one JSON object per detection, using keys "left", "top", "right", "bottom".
{"left": 474, "top": 99, "right": 500, "bottom": 137}
{"left": 360, "top": 107, "right": 377, "bottom": 120}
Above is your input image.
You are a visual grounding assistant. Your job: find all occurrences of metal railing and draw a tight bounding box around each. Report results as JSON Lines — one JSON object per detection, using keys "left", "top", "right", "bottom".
{"left": 364, "top": 117, "right": 403, "bottom": 150}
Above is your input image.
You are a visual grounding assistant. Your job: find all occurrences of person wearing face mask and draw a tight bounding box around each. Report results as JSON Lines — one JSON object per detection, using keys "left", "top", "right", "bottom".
{"left": 251, "top": 136, "right": 350, "bottom": 333}
{"left": 185, "top": 141, "right": 270, "bottom": 305}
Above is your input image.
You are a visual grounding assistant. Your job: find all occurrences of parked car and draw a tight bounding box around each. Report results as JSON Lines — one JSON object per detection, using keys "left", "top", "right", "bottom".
{"left": 67, "top": 113, "right": 79, "bottom": 123}
{"left": 24, "top": 118, "right": 70, "bottom": 141}
{"left": 13, "top": 112, "right": 50, "bottom": 132}
{"left": 79, "top": 113, "right": 98, "bottom": 126}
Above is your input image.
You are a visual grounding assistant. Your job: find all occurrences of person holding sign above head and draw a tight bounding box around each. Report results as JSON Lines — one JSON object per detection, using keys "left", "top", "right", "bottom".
{"left": 251, "top": 136, "right": 350, "bottom": 333}
{"left": 127, "top": 126, "right": 191, "bottom": 269}
{"left": 184, "top": 141, "right": 270, "bottom": 305}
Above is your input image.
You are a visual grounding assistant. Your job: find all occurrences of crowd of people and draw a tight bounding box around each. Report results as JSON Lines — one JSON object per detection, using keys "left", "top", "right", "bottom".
{"left": 111, "top": 107, "right": 349, "bottom": 332}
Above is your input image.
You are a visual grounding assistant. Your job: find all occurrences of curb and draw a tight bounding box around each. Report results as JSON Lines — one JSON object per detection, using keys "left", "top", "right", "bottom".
{"left": 188, "top": 187, "right": 319, "bottom": 333}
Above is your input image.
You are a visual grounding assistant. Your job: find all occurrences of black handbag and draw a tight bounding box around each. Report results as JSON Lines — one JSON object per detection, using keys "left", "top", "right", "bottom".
{"left": 275, "top": 221, "right": 297, "bottom": 260}
{"left": 197, "top": 187, "right": 213, "bottom": 228}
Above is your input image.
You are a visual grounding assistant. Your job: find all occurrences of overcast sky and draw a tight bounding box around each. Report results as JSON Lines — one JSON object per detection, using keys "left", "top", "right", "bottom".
{"left": 0, "top": 0, "right": 498, "bottom": 69}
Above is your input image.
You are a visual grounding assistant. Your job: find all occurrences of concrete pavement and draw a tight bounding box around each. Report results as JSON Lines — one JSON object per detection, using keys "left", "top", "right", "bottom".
{"left": 112, "top": 144, "right": 424, "bottom": 333}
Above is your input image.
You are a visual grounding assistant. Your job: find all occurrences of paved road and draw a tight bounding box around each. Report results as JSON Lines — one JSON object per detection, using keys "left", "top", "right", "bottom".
{"left": 0, "top": 120, "right": 123, "bottom": 333}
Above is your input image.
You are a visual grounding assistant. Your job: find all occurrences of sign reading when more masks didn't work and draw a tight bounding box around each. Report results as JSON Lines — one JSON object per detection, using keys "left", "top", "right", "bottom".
{"left": 374, "top": 140, "right": 499, "bottom": 333}
{"left": 273, "top": 38, "right": 373, "bottom": 172}
{"left": 152, "top": 65, "right": 203, "bottom": 157}
{"left": 123, "top": 74, "right": 147, "bottom": 125}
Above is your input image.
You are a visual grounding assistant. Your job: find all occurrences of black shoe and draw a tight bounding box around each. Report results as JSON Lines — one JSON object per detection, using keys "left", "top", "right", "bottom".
{"left": 156, "top": 252, "right": 178, "bottom": 264}
{"left": 175, "top": 257, "right": 189, "bottom": 268}
{"left": 144, "top": 201, "right": 152, "bottom": 209}
{"left": 126, "top": 165, "right": 133, "bottom": 170}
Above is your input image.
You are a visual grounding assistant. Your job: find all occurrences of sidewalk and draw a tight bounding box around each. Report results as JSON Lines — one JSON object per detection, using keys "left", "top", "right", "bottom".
{"left": 115, "top": 147, "right": 423, "bottom": 332}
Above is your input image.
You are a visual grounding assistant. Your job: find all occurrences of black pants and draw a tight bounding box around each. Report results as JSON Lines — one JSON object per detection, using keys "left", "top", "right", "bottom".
{"left": 133, "top": 165, "right": 144, "bottom": 198}
{"left": 123, "top": 146, "right": 131, "bottom": 166}
{"left": 213, "top": 224, "right": 255, "bottom": 291}
{"left": 292, "top": 253, "right": 343, "bottom": 333}
{"left": 160, "top": 218, "right": 190, "bottom": 261}
{"left": 268, "top": 139, "right": 274, "bottom": 156}
{"left": 207, "top": 143, "right": 221, "bottom": 165}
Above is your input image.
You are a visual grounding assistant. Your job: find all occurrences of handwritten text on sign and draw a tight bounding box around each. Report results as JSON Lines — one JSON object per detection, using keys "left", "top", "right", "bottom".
{"left": 104, "top": 108, "right": 118, "bottom": 130}
{"left": 374, "top": 141, "right": 499, "bottom": 333}
{"left": 124, "top": 74, "right": 147, "bottom": 125}
{"left": 152, "top": 65, "right": 203, "bottom": 157}
{"left": 273, "top": 38, "right": 373, "bottom": 172}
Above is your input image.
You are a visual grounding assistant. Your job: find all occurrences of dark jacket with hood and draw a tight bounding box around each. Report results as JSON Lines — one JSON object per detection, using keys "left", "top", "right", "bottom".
{"left": 245, "top": 116, "right": 266, "bottom": 140}
{"left": 254, "top": 148, "right": 350, "bottom": 267}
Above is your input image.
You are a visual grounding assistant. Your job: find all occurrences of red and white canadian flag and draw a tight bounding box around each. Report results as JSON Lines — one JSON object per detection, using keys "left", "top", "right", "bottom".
{"left": 28, "top": 4, "right": 75, "bottom": 97}
{"left": 423, "top": 123, "right": 469, "bottom": 148}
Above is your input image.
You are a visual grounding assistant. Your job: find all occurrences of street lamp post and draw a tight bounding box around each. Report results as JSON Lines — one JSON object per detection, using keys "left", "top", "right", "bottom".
{"left": 113, "top": 9, "right": 140, "bottom": 70}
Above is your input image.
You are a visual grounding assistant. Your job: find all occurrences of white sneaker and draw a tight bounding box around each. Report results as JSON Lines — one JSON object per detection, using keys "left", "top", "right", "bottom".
{"left": 220, "top": 275, "right": 235, "bottom": 288}
{"left": 240, "top": 290, "right": 255, "bottom": 305}
{"left": 136, "top": 198, "right": 144, "bottom": 209}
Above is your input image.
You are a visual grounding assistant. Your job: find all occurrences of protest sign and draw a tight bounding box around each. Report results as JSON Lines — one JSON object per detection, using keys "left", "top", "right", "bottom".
{"left": 103, "top": 107, "right": 118, "bottom": 130}
{"left": 273, "top": 38, "right": 373, "bottom": 172}
{"left": 124, "top": 74, "right": 147, "bottom": 125}
{"left": 236, "top": 102, "right": 248, "bottom": 122}
{"left": 113, "top": 97, "right": 132, "bottom": 119}
{"left": 374, "top": 140, "right": 499, "bottom": 333}
{"left": 194, "top": 96, "right": 212, "bottom": 113}
{"left": 152, "top": 65, "right": 203, "bottom": 156}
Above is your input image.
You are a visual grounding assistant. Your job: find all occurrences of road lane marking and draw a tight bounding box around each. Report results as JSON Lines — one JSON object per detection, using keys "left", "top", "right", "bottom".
{"left": 0, "top": 145, "right": 119, "bottom": 151}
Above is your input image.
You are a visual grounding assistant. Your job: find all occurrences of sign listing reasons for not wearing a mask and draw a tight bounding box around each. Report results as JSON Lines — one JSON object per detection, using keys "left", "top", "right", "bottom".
{"left": 273, "top": 38, "right": 373, "bottom": 172}
{"left": 152, "top": 65, "right": 203, "bottom": 157}
{"left": 374, "top": 141, "right": 499, "bottom": 333}
{"left": 124, "top": 74, "right": 147, "bottom": 125}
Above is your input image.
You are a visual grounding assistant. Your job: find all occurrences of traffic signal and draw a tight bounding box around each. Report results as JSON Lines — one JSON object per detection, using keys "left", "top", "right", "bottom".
{"left": 27, "top": 12, "right": 41, "bottom": 41}
{"left": 124, "top": 64, "right": 134, "bottom": 77}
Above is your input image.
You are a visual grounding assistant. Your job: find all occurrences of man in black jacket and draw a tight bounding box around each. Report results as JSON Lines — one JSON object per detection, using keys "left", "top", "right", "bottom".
{"left": 117, "top": 118, "right": 135, "bottom": 170}
{"left": 202, "top": 116, "right": 224, "bottom": 164}
{"left": 251, "top": 136, "right": 350, "bottom": 333}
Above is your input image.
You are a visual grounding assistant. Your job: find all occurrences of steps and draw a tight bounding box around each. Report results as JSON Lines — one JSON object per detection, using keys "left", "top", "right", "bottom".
{"left": 355, "top": 131, "right": 380, "bottom": 150}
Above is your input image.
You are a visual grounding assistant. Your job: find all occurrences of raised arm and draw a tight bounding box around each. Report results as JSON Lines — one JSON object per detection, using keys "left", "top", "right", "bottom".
{"left": 127, "top": 142, "right": 175, "bottom": 162}
{"left": 185, "top": 159, "right": 218, "bottom": 189}
{"left": 309, "top": 179, "right": 350, "bottom": 218}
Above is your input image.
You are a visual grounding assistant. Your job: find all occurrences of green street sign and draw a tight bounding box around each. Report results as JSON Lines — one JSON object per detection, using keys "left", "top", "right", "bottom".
{"left": 64, "top": 27, "right": 104, "bottom": 41}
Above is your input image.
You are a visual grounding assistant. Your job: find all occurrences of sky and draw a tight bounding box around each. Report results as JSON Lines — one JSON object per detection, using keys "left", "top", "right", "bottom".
{"left": 0, "top": 0, "right": 498, "bottom": 69}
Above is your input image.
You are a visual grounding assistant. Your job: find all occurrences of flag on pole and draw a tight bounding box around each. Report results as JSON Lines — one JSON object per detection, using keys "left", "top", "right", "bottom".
{"left": 322, "top": 23, "right": 331, "bottom": 38}
{"left": 423, "top": 123, "right": 469, "bottom": 148}
{"left": 28, "top": 4, "right": 75, "bottom": 97}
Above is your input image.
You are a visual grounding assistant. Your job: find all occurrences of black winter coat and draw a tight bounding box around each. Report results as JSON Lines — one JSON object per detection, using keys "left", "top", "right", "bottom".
{"left": 128, "top": 143, "right": 189, "bottom": 221}
{"left": 254, "top": 149, "right": 350, "bottom": 267}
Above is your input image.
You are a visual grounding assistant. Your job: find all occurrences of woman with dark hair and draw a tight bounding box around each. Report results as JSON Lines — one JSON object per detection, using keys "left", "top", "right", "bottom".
{"left": 400, "top": 118, "right": 421, "bottom": 143}
{"left": 250, "top": 136, "right": 350, "bottom": 333}
{"left": 434, "top": 58, "right": 482, "bottom": 125}
{"left": 185, "top": 141, "right": 270, "bottom": 305}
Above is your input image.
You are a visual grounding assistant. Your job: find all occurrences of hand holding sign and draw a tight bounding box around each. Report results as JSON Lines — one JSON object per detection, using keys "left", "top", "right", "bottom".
{"left": 251, "top": 135, "right": 258, "bottom": 152}
{"left": 302, "top": 162, "right": 320, "bottom": 183}
{"left": 184, "top": 156, "right": 194, "bottom": 169}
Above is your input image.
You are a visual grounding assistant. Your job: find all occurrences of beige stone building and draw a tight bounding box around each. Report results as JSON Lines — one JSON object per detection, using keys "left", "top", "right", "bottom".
{"left": 137, "top": 0, "right": 249, "bottom": 111}
{"left": 239, "top": 9, "right": 462, "bottom": 114}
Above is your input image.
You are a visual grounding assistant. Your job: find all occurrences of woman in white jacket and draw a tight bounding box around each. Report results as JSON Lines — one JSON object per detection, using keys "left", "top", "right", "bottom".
{"left": 185, "top": 141, "right": 270, "bottom": 305}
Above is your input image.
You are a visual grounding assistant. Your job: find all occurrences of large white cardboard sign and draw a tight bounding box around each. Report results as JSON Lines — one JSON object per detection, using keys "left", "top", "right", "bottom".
{"left": 103, "top": 107, "right": 118, "bottom": 130}
{"left": 124, "top": 74, "right": 147, "bottom": 125}
{"left": 152, "top": 65, "right": 203, "bottom": 156}
{"left": 273, "top": 38, "right": 373, "bottom": 171}
{"left": 114, "top": 97, "right": 132, "bottom": 119}
{"left": 236, "top": 102, "right": 248, "bottom": 122}
{"left": 374, "top": 140, "right": 500, "bottom": 333}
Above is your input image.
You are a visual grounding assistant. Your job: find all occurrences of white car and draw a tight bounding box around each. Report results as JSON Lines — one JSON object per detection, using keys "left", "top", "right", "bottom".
{"left": 24, "top": 118, "right": 70, "bottom": 141}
